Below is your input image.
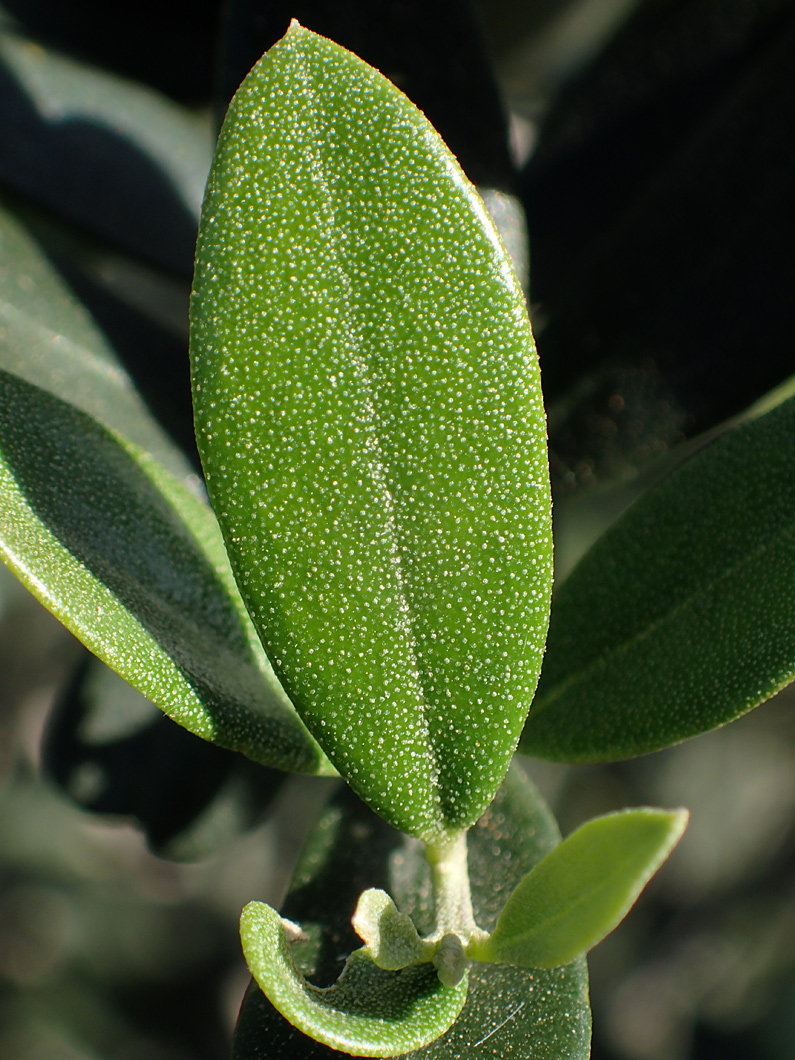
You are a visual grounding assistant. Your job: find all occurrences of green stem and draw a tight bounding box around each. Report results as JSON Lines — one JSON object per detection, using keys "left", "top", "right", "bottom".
{"left": 425, "top": 832, "right": 479, "bottom": 939}
{"left": 424, "top": 832, "right": 489, "bottom": 986}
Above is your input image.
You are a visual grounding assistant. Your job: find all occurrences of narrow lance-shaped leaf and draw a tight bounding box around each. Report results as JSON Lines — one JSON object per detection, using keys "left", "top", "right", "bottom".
{"left": 0, "top": 370, "right": 331, "bottom": 775}
{"left": 233, "top": 766, "right": 591, "bottom": 1059}
{"left": 521, "top": 396, "right": 795, "bottom": 762}
{"left": 191, "top": 23, "right": 552, "bottom": 842}
{"left": 471, "top": 808, "right": 688, "bottom": 969}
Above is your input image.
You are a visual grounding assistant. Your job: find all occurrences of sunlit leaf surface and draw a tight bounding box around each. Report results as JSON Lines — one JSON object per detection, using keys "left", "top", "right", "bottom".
{"left": 476, "top": 807, "right": 687, "bottom": 968}
{"left": 191, "top": 24, "right": 552, "bottom": 841}
{"left": 0, "top": 370, "right": 331, "bottom": 774}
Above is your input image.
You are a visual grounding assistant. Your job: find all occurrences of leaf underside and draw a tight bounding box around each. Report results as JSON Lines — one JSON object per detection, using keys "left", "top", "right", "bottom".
{"left": 522, "top": 396, "right": 795, "bottom": 762}
{"left": 191, "top": 24, "right": 553, "bottom": 841}
{"left": 241, "top": 902, "right": 467, "bottom": 1057}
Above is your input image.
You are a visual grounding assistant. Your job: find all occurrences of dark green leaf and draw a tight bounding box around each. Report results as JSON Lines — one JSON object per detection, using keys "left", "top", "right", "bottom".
{"left": 233, "top": 766, "right": 591, "bottom": 1059}
{"left": 42, "top": 655, "right": 291, "bottom": 858}
{"left": 0, "top": 370, "right": 331, "bottom": 775}
{"left": 191, "top": 24, "right": 552, "bottom": 842}
{"left": 521, "top": 397, "right": 795, "bottom": 761}
{"left": 474, "top": 807, "right": 687, "bottom": 969}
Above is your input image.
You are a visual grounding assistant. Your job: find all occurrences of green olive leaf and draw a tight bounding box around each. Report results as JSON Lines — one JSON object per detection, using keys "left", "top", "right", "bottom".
{"left": 233, "top": 766, "right": 591, "bottom": 1059}
{"left": 0, "top": 29, "right": 211, "bottom": 271}
{"left": 521, "top": 396, "right": 795, "bottom": 761}
{"left": 0, "top": 369, "right": 331, "bottom": 775}
{"left": 190, "top": 23, "right": 552, "bottom": 842}
{"left": 240, "top": 902, "right": 467, "bottom": 1057}
{"left": 472, "top": 808, "right": 688, "bottom": 969}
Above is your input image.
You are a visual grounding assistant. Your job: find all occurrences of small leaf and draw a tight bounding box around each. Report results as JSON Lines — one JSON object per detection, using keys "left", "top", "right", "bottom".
{"left": 474, "top": 808, "right": 688, "bottom": 969}
{"left": 233, "top": 767, "right": 591, "bottom": 1059}
{"left": 0, "top": 370, "right": 331, "bottom": 775}
{"left": 191, "top": 23, "right": 552, "bottom": 842}
{"left": 241, "top": 901, "right": 466, "bottom": 1057}
{"left": 522, "top": 397, "right": 795, "bottom": 761}
{"left": 352, "top": 888, "right": 432, "bottom": 971}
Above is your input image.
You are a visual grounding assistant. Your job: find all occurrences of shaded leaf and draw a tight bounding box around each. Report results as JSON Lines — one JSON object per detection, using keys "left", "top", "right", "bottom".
{"left": 0, "top": 370, "right": 331, "bottom": 774}
{"left": 233, "top": 767, "right": 591, "bottom": 1059}
{"left": 521, "top": 397, "right": 795, "bottom": 761}
{"left": 474, "top": 807, "right": 688, "bottom": 969}
{"left": 42, "top": 655, "right": 290, "bottom": 858}
{"left": 526, "top": 0, "right": 795, "bottom": 482}
{"left": 0, "top": 202, "right": 192, "bottom": 481}
{"left": 191, "top": 24, "right": 552, "bottom": 842}
{"left": 0, "top": 29, "right": 211, "bottom": 273}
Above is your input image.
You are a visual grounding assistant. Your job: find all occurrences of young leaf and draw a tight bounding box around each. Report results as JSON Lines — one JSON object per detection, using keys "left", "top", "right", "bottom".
{"left": 473, "top": 808, "right": 688, "bottom": 969}
{"left": 190, "top": 24, "right": 552, "bottom": 842}
{"left": 352, "top": 888, "right": 433, "bottom": 970}
{"left": 233, "top": 767, "right": 591, "bottom": 1059}
{"left": 521, "top": 397, "right": 795, "bottom": 761}
{"left": 0, "top": 370, "right": 331, "bottom": 775}
{"left": 240, "top": 902, "right": 467, "bottom": 1057}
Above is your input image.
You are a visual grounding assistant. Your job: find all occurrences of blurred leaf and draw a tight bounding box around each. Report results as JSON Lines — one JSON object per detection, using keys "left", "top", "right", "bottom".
{"left": 0, "top": 370, "right": 332, "bottom": 775}
{"left": 233, "top": 766, "right": 591, "bottom": 1059}
{"left": 191, "top": 24, "right": 552, "bottom": 842}
{"left": 521, "top": 397, "right": 795, "bottom": 761}
{"left": 42, "top": 655, "right": 289, "bottom": 857}
{"left": 0, "top": 28, "right": 211, "bottom": 272}
{"left": 1, "top": 0, "right": 221, "bottom": 101}
{"left": 526, "top": 0, "right": 795, "bottom": 481}
{"left": 0, "top": 202, "right": 192, "bottom": 481}
{"left": 474, "top": 807, "right": 688, "bottom": 969}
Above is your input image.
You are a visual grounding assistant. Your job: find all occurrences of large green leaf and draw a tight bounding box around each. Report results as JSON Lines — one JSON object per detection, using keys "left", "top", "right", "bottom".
{"left": 190, "top": 24, "right": 552, "bottom": 843}
{"left": 521, "top": 397, "right": 795, "bottom": 761}
{"left": 0, "top": 370, "right": 331, "bottom": 775}
{"left": 473, "top": 807, "right": 687, "bottom": 969}
{"left": 233, "top": 766, "right": 591, "bottom": 1059}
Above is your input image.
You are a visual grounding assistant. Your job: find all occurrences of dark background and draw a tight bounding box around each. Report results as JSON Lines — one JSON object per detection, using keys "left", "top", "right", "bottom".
{"left": 0, "top": 1, "right": 794, "bottom": 1057}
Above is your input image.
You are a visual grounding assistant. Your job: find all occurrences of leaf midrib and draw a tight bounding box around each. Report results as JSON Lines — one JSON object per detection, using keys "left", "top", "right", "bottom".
{"left": 294, "top": 42, "right": 441, "bottom": 808}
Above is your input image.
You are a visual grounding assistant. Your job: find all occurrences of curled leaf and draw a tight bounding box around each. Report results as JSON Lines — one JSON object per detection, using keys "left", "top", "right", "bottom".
{"left": 240, "top": 900, "right": 467, "bottom": 1057}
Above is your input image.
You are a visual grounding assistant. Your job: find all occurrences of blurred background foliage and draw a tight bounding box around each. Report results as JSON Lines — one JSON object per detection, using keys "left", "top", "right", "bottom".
{"left": 0, "top": 1, "right": 794, "bottom": 1057}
